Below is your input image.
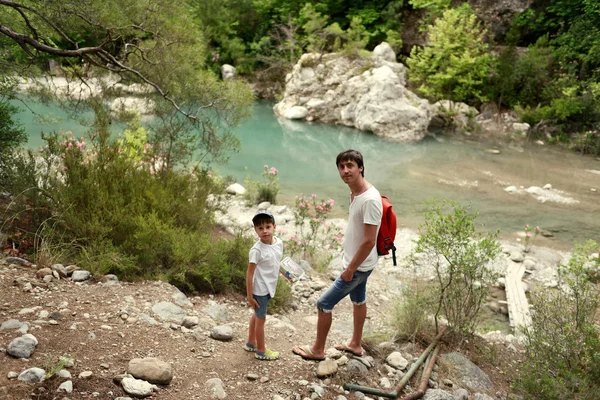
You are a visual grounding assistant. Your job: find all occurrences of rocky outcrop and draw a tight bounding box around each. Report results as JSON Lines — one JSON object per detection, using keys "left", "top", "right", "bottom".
{"left": 274, "top": 42, "right": 432, "bottom": 142}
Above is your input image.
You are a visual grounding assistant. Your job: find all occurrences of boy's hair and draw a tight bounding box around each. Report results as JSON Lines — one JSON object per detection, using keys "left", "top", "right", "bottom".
{"left": 252, "top": 210, "right": 275, "bottom": 226}
{"left": 336, "top": 149, "right": 365, "bottom": 177}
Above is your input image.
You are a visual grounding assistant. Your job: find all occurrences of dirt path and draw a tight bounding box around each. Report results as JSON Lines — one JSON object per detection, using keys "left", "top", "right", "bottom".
{"left": 0, "top": 257, "right": 516, "bottom": 400}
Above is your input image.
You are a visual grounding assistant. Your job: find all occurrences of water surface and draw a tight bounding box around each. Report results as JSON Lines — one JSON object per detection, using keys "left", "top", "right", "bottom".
{"left": 17, "top": 100, "right": 600, "bottom": 250}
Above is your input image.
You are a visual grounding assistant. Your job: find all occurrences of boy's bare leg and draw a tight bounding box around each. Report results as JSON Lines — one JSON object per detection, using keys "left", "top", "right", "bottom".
{"left": 348, "top": 303, "right": 367, "bottom": 351}
{"left": 247, "top": 314, "right": 257, "bottom": 346}
{"left": 255, "top": 316, "right": 266, "bottom": 353}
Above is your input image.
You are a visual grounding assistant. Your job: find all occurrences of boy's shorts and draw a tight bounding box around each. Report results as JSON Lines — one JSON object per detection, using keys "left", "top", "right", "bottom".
{"left": 253, "top": 294, "right": 271, "bottom": 318}
{"left": 317, "top": 269, "right": 373, "bottom": 313}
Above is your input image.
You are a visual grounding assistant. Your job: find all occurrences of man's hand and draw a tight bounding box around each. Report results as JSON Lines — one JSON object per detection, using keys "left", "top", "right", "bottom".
{"left": 248, "top": 297, "right": 259, "bottom": 308}
{"left": 341, "top": 268, "right": 354, "bottom": 282}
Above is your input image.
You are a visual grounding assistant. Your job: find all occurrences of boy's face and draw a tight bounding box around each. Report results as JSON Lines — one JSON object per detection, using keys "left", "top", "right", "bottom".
{"left": 254, "top": 221, "right": 275, "bottom": 244}
{"left": 337, "top": 159, "right": 363, "bottom": 185}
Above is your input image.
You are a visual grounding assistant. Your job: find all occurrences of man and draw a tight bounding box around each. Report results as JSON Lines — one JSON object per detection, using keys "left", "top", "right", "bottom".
{"left": 293, "top": 149, "right": 382, "bottom": 360}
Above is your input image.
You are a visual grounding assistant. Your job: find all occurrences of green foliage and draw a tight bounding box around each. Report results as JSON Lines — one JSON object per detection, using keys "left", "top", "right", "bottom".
{"left": 283, "top": 193, "right": 342, "bottom": 271}
{"left": 344, "top": 17, "right": 371, "bottom": 54}
{"left": 269, "top": 277, "right": 294, "bottom": 313}
{"left": 392, "top": 280, "right": 436, "bottom": 342}
{"left": 385, "top": 30, "right": 403, "bottom": 54}
{"left": 43, "top": 353, "right": 71, "bottom": 379}
{"left": 0, "top": 120, "right": 255, "bottom": 293}
{"left": 407, "top": 5, "right": 492, "bottom": 105}
{"left": 243, "top": 165, "right": 280, "bottom": 205}
{"left": 409, "top": 200, "right": 501, "bottom": 336}
{"left": 518, "top": 240, "right": 600, "bottom": 400}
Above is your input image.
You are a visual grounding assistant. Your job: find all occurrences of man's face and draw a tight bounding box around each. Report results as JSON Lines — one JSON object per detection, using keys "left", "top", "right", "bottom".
{"left": 337, "top": 159, "right": 363, "bottom": 185}
{"left": 254, "top": 222, "right": 275, "bottom": 244}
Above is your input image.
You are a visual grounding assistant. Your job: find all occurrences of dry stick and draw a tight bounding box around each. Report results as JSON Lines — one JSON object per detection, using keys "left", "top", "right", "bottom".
{"left": 343, "top": 327, "right": 447, "bottom": 398}
{"left": 399, "top": 345, "right": 441, "bottom": 400}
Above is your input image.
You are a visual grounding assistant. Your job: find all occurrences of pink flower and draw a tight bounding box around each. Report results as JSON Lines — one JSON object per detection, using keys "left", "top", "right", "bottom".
{"left": 526, "top": 232, "right": 532, "bottom": 237}
{"left": 311, "top": 193, "right": 317, "bottom": 198}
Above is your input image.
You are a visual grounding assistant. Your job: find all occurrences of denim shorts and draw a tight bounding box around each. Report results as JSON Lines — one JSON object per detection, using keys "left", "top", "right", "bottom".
{"left": 253, "top": 294, "right": 271, "bottom": 318}
{"left": 317, "top": 269, "right": 373, "bottom": 313}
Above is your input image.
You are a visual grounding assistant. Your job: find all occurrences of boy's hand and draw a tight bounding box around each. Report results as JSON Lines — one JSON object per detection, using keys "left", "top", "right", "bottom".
{"left": 248, "top": 297, "right": 259, "bottom": 308}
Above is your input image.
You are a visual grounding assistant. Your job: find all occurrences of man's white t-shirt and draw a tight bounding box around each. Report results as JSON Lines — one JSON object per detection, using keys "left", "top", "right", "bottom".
{"left": 249, "top": 237, "right": 283, "bottom": 297}
{"left": 342, "top": 186, "right": 382, "bottom": 272}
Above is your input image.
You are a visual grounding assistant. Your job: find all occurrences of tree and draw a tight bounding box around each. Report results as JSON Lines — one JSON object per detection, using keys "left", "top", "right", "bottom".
{"left": 409, "top": 200, "right": 501, "bottom": 335}
{"left": 0, "top": 0, "right": 252, "bottom": 164}
{"left": 406, "top": 4, "right": 492, "bottom": 108}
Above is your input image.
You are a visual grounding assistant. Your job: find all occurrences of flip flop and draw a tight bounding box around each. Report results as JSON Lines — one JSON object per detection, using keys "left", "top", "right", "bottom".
{"left": 292, "top": 344, "right": 325, "bottom": 361}
{"left": 334, "top": 343, "right": 364, "bottom": 357}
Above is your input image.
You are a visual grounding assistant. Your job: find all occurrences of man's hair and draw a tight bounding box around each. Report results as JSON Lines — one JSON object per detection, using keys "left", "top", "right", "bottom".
{"left": 253, "top": 214, "right": 275, "bottom": 226}
{"left": 336, "top": 149, "right": 364, "bottom": 177}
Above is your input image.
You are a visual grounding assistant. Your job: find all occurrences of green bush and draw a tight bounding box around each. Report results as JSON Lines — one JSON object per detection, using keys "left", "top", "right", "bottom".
{"left": 518, "top": 240, "right": 600, "bottom": 400}
{"left": 392, "top": 280, "right": 436, "bottom": 342}
{"left": 409, "top": 200, "right": 501, "bottom": 336}
{"left": 1, "top": 125, "right": 255, "bottom": 294}
{"left": 269, "top": 278, "right": 294, "bottom": 314}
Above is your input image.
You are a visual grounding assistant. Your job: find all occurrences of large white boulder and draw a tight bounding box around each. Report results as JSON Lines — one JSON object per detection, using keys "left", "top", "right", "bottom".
{"left": 221, "top": 64, "right": 236, "bottom": 80}
{"left": 274, "top": 45, "right": 432, "bottom": 142}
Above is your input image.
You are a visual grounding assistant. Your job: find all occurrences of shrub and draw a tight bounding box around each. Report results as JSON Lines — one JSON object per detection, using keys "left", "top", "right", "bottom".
{"left": 392, "top": 279, "right": 436, "bottom": 342}
{"left": 518, "top": 240, "right": 600, "bottom": 400}
{"left": 409, "top": 200, "right": 501, "bottom": 336}
{"left": 1, "top": 124, "right": 251, "bottom": 294}
{"left": 283, "top": 193, "right": 342, "bottom": 271}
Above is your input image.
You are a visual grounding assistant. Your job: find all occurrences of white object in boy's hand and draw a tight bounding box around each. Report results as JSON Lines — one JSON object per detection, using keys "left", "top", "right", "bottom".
{"left": 280, "top": 257, "right": 305, "bottom": 282}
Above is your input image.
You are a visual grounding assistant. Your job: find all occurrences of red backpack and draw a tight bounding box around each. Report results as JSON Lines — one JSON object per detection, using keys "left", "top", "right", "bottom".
{"left": 377, "top": 195, "right": 397, "bottom": 266}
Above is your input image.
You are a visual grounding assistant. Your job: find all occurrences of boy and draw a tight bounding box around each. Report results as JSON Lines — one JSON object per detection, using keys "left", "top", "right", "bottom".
{"left": 245, "top": 209, "right": 283, "bottom": 360}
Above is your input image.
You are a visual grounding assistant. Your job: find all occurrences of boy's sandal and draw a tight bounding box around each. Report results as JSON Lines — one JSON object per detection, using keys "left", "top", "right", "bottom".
{"left": 244, "top": 343, "right": 256, "bottom": 352}
{"left": 255, "top": 349, "right": 279, "bottom": 361}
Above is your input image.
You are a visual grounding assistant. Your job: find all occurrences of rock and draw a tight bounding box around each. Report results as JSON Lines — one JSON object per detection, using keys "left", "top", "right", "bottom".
{"left": 316, "top": 360, "right": 338, "bottom": 378}
{"left": 346, "top": 359, "right": 368, "bottom": 375}
{"left": 512, "top": 122, "right": 530, "bottom": 132}
{"left": 18, "top": 368, "right": 45, "bottom": 383}
{"left": 257, "top": 201, "right": 271, "bottom": 210}
{"left": 151, "top": 301, "right": 187, "bottom": 324}
{"left": 51, "top": 263, "right": 68, "bottom": 278}
{"left": 206, "top": 377, "right": 227, "bottom": 399}
{"left": 182, "top": 316, "right": 199, "bottom": 328}
{"left": 57, "top": 380, "right": 73, "bottom": 393}
{"left": 422, "top": 388, "right": 456, "bottom": 400}
{"left": 504, "top": 186, "right": 518, "bottom": 193}
{"left": 442, "top": 352, "right": 492, "bottom": 392}
{"left": 7, "top": 372, "right": 18, "bottom": 379}
{"left": 110, "top": 97, "right": 155, "bottom": 116}
{"left": 71, "top": 270, "right": 91, "bottom": 282}
{"left": 210, "top": 325, "right": 233, "bottom": 341}
{"left": 246, "top": 373, "right": 259, "bottom": 381}
{"left": 36, "top": 268, "right": 52, "bottom": 278}
{"left": 0, "top": 319, "right": 28, "bottom": 333}
{"left": 225, "top": 183, "right": 246, "bottom": 195}
{"left": 79, "top": 371, "right": 93, "bottom": 379}
{"left": 510, "top": 252, "right": 524, "bottom": 262}
{"left": 379, "top": 377, "right": 392, "bottom": 389}
{"left": 58, "top": 369, "right": 71, "bottom": 379}
{"left": 543, "top": 183, "right": 552, "bottom": 190}
{"left": 121, "top": 377, "right": 155, "bottom": 398}
{"left": 283, "top": 106, "right": 309, "bottom": 120}
{"left": 128, "top": 358, "right": 173, "bottom": 385}
{"left": 386, "top": 351, "right": 409, "bottom": 370}
{"left": 453, "top": 388, "right": 469, "bottom": 400}
{"left": 7, "top": 334, "right": 38, "bottom": 358}
{"left": 485, "top": 149, "right": 500, "bottom": 154}
{"left": 373, "top": 42, "right": 396, "bottom": 63}
{"left": 274, "top": 50, "right": 431, "bottom": 142}
{"left": 5, "top": 257, "right": 31, "bottom": 266}
{"left": 171, "top": 290, "right": 193, "bottom": 308}
{"left": 203, "top": 303, "right": 229, "bottom": 322}
{"left": 474, "top": 393, "right": 495, "bottom": 400}
{"left": 221, "top": 64, "right": 236, "bottom": 80}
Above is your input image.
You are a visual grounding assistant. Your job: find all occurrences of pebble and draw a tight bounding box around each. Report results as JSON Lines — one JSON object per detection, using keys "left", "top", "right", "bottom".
{"left": 79, "top": 371, "right": 93, "bottom": 379}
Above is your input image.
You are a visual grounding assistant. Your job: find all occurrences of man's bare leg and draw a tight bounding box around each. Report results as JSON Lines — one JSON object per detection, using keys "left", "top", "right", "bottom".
{"left": 348, "top": 303, "right": 367, "bottom": 352}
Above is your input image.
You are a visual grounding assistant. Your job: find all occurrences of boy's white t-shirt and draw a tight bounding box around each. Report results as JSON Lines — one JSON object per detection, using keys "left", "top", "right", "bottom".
{"left": 249, "top": 237, "right": 283, "bottom": 297}
{"left": 342, "top": 186, "right": 382, "bottom": 272}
